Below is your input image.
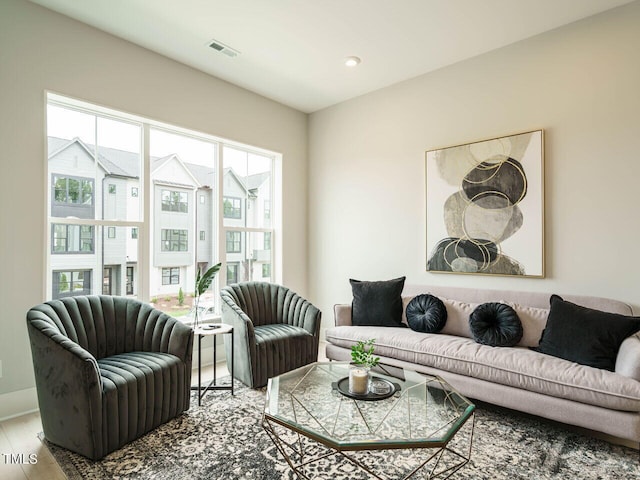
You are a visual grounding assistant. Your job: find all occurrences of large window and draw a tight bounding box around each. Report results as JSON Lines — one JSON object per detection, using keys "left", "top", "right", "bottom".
{"left": 161, "top": 229, "right": 188, "bottom": 252}
{"left": 161, "top": 190, "right": 188, "bottom": 213}
{"left": 46, "top": 94, "right": 280, "bottom": 311}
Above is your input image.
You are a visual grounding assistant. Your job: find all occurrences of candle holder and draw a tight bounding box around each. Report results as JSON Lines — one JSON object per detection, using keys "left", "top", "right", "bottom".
{"left": 348, "top": 365, "right": 370, "bottom": 395}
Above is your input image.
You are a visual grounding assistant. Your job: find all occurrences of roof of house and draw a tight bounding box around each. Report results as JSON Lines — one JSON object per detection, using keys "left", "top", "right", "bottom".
{"left": 49, "top": 136, "right": 218, "bottom": 188}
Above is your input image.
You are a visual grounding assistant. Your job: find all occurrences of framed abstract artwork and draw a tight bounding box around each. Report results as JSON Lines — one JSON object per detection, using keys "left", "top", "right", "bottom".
{"left": 425, "top": 130, "right": 544, "bottom": 277}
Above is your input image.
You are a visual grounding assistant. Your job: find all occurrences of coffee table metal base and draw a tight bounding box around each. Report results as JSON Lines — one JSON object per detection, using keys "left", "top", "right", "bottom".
{"left": 262, "top": 413, "right": 475, "bottom": 480}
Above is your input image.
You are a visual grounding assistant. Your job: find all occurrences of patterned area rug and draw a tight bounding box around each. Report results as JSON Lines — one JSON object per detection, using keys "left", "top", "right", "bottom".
{"left": 43, "top": 378, "right": 639, "bottom": 480}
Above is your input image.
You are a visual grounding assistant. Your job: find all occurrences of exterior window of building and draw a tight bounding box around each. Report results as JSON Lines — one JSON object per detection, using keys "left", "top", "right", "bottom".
{"left": 107, "top": 226, "right": 116, "bottom": 238}
{"left": 227, "top": 263, "right": 238, "bottom": 284}
{"left": 103, "top": 267, "right": 112, "bottom": 295}
{"left": 223, "top": 197, "right": 241, "bottom": 218}
{"left": 226, "top": 231, "right": 241, "bottom": 253}
{"left": 264, "top": 232, "right": 271, "bottom": 250}
{"left": 126, "top": 266, "right": 134, "bottom": 295}
{"left": 161, "top": 190, "right": 188, "bottom": 213}
{"left": 131, "top": 227, "right": 138, "bottom": 239}
{"left": 199, "top": 231, "right": 205, "bottom": 241}
{"left": 52, "top": 175, "right": 93, "bottom": 205}
{"left": 264, "top": 200, "right": 271, "bottom": 221}
{"left": 162, "top": 267, "right": 180, "bottom": 285}
{"left": 52, "top": 224, "right": 94, "bottom": 253}
{"left": 161, "top": 229, "right": 187, "bottom": 251}
{"left": 262, "top": 264, "right": 271, "bottom": 278}
{"left": 52, "top": 269, "right": 91, "bottom": 299}
{"left": 131, "top": 187, "right": 138, "bottom": 197}
{"left": 108, "top": 184, "right": 116, "bottom": 194}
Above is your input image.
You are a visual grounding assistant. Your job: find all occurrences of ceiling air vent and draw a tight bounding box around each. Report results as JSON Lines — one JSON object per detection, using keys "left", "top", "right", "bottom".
{"left": 208, "top": 39, "right": 240, "bottom": 58}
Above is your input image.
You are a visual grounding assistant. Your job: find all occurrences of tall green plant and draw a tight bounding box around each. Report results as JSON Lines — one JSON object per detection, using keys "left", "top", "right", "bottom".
{"left": 193, "top": 262, "right": 221, "bottom": 327}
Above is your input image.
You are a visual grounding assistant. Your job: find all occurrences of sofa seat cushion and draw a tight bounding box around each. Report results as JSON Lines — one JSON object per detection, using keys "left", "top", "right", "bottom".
{"left": 98, "top": 352, "right": 187, "bottom": 452}
{"left": 326, "top": 326, "right": 640, "bottom": 412}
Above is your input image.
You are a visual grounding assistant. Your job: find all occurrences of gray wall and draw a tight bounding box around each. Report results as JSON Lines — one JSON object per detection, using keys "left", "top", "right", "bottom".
{"left": 0, "top": 0, "right": 308, "bottom": 406}
{"left": 308, "top": 2, "right": 640, "bottom": 335}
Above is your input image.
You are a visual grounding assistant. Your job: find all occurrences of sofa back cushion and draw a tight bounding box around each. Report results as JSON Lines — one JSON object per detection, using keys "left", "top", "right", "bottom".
{"left": 534, "top": 295, "right": 640, "bottom": 371}
{"left": 350, "top": 277, "right": 406, "bottom": 327}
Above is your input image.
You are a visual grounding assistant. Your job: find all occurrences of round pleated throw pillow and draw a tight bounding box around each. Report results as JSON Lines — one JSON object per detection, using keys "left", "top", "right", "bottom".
{"left": 469, "top": 302, "right": 523, "bottom": 347}
{"left": 406, "top": 294, "right": 447, "bottom": 333}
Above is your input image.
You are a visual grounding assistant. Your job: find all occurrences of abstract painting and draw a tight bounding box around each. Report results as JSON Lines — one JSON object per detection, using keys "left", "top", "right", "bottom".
{"left": 425, "top": 130, "right": 544, "bottom": 277}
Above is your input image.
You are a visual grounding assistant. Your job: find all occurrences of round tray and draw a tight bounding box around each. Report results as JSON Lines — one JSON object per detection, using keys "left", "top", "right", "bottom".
{"left": 332, "top": 376, "right": 400, "bottom": 401}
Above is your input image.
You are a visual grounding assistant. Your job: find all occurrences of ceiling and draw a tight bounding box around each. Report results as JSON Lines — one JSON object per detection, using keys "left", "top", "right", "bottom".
{"left": 29, "top": 0, "right": 634, "bottom": 113}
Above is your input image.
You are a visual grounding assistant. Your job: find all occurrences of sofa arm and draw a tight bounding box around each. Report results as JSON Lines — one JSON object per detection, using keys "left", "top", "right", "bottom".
{"left": 615, "top": 333, "right": 640, "bottom": 381}
{"left": 334, "top": 304, "right": 352, "bottom": 326}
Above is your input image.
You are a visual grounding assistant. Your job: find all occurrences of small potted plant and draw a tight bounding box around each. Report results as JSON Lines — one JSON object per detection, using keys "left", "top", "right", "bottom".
{"left": 349, "top": 339, "right": 380, "bottom": 394}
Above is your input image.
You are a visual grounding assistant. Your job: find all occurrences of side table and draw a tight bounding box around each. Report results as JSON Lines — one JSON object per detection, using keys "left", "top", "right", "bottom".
{"left": 191, "top": 323, "right": 234, "bottom": 406}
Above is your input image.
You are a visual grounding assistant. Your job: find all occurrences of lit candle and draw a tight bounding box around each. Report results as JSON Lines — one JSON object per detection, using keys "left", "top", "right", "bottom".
{"left": 349, "top": 367, "right": 369, "bottom": 395}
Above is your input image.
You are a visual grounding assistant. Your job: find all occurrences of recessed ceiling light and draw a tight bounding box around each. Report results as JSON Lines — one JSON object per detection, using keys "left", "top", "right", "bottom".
{"left": 344, "top": 56, "right": 361, "bottom": 67}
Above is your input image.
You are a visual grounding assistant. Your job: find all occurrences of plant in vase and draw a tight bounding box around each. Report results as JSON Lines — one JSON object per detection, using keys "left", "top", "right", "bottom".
{"left": 193, "top": 262, "right": 221, "bottom": 329}
{"left": 349, "top": 339, "right": 379, "bottom": 394}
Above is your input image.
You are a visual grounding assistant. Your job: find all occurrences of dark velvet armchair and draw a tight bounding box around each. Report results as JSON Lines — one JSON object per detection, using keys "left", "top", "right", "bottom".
{"left": 220, "top": 282, "right": 321, "bottom": 388}
{"left": 26, "top": 295, "right": 194, "bottom": 460}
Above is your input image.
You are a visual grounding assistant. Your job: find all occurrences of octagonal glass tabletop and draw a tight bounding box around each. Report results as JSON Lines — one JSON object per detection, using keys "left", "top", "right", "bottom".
{"left": 263, "top": 362, "right": 475, "bottom": 451}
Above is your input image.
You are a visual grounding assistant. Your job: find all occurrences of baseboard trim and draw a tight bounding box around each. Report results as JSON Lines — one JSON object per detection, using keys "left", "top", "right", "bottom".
{"left": 0, "top": 387, "right": 39, "bottom": 422}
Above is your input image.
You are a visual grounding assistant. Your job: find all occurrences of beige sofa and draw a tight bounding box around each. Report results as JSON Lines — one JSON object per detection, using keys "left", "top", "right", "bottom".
{"left": 325, "top": 284, "right": 640, "bottom": 443}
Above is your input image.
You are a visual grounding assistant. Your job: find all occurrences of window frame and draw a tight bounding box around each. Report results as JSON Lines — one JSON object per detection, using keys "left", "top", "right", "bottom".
{"left": 52, "top": 269, "right": 92, "bottom": 299}
{"left": 223, "top": 196, "right": 242, "bottom": 219}
{"left": 52, "top": 174, "right": 94, "bottom": 206}
{"left": 225, "top": 231, "right": 241, "bottom": 253}
{"left": 161, "top": 189, "right": 188, "bottom": 213}
{"left": 46, "top": 93, "right": 281, "bottom": 304}
{"left": 161, "top": 228, "right": 188, "bottom": 252}
{"left": 161, "top": 267, "right": 180, "bottom": 285}
{"left": 51, "top": 223, "right": 94, "bottom": 254}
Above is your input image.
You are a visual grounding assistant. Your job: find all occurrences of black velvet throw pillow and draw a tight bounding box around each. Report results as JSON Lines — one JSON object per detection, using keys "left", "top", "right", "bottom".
{"left": 350, "top": 277, "right": 406, "bottom": 327}
{"left": 406, "top": 294, "right": 447, "bottom": 333}
{"left": 469, "top": 302, "right": 523, "bottom": 347}
{"left": 534, "top": 295, "right": 640, "bottom": 371}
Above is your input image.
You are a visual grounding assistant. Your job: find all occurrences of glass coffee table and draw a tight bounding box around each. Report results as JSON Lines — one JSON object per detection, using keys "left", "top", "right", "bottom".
{"left": 263, "top": 362, "right": 475, "bottom": 479}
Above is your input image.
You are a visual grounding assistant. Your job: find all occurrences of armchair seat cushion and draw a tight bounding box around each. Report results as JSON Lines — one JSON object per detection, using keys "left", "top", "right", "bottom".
{"left": 254, "top": 324, "right": 317, "bottom": 386}
{"left": 255, "top": 323, "right": 313, "bottom": 344}
{"left": 98, "top": 352, "right": 187, "bottom": 451}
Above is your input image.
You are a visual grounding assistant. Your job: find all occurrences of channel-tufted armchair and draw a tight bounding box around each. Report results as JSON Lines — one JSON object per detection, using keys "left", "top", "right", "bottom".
{"left": 220, "top": 282, "right": 321, "bottom": 388}
{"left": 26, "top": 295, "right": 193, "bottom": 460}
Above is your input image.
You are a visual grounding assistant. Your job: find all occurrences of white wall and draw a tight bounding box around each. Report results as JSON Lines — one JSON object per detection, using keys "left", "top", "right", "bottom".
{"left": 0, "top": 0, "right": 308, "bottom": 406}
{"left": 308, "top": 1, "right": 640, "bottom": 334}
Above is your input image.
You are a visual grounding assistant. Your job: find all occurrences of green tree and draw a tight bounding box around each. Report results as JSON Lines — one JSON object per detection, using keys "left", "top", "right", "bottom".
{"left": 178, "top": 287, "right": 185, "bottom": 306}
